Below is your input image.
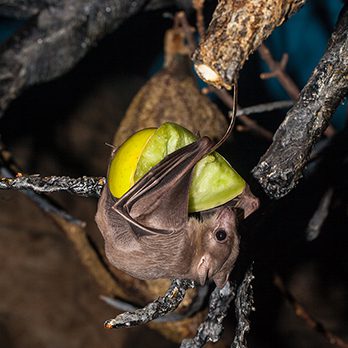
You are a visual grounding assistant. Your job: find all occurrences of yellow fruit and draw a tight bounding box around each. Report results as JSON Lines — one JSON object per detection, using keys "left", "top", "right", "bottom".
{"left": 108, "top": 128, "right": 156, "bottom": 198}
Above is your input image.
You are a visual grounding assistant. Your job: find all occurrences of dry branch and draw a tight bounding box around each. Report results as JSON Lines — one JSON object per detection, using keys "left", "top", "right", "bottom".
{"left": 306, "top": 187, "right": 333, "bottom": 241}
{"left": 0, "top": 174, "right": 105, "bottom": 197}
{"left": 258, "top": 45, "right": 300, "bottom": 100}
{"left": 258, "top": 44, "right": 336, "bottom": 137}
{"left": 193, "top": 0, "right": 306, "bottom": 89}
{"left": 231, "top": 266, "right": 255, "bottom": 348}
{"left": 236, "top": 100, "right": 294, "bottom": 117}
{"left": 104, "top": 279, "right": 195, "bottom": 329}
{"left": 180, "top": 281, "right": 235, "bottom": 348}
{"left": 252, "top": 5, "right": 348, "bottom": 199}
{"left": 207, "top": 86, "right": 274, "bottom": 141}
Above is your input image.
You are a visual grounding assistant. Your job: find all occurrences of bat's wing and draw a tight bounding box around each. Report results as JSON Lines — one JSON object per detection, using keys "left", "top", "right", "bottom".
{"left": 112, "top": 136, "right": 214, "bottom": 236}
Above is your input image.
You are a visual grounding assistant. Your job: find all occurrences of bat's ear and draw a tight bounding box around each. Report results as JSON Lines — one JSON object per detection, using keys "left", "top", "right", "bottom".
{"left": 197, "top": 255, "right": 212, "bottom": 286}
{"left": 236, "top": 185, "right": 259, "bottom": 219}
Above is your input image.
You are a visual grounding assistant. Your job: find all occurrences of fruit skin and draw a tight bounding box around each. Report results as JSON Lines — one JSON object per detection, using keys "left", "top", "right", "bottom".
{"left": 134, "top": 122, "right": 246, "bottom": 213}
{"left": 108, "top": 128, "right": 156, "bottom": 198}
{"left": 189, "top": 152, "right": 245, "bottom": 212}
{"left": 134, "top": 123, "right": 196, "bottom": 182}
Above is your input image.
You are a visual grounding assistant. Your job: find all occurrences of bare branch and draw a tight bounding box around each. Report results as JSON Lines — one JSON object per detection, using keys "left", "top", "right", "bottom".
{"left": 274, "top": 274, "right": 348, "bottom": 348}
{"left": 258, "top": 45, "right": 299, "bottom": 101}
{"left": 252, "top": 5, "right": 348, "bottom": 199}
{"left": 100, "top": 284, "right": 209, "bottom": 323}
{"left": 258, "top": 44, "right": 336, "bottom": 137}
{"left": 174, "top": 11, "right": 196, "bottom": 55}
{"left": 180, "top": 282, "right": 235, "bottom": 347}
{"left": 231, "top": 266, "right": 255, "bottom": 348}
{"left": 208, "top": 86, "right": 274, "bottom": 141}
{"left": 202, "top": 87, "right": 294, "bottom": 117}
{"left": 306, "top": 187, "right": 334, "bottom": 241}
{"left": 192, "top": 0, "right": 306, "bottom": 88}
{"left": 236, "top": 100, "right": 294, "bottom": 117}
{"left": 104, "top": 279, "right": 195, "bottom": 329}
{"left": 0, "top": 174, "right": 105, "bottom": 197}
{"left": 193, "top": 0, "right": 206, "bottom": 41}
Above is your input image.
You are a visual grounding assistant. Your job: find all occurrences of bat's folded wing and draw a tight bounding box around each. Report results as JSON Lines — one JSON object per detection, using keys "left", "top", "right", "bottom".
{"left": 112, "top": 137, "right": 214, "bottom": 236}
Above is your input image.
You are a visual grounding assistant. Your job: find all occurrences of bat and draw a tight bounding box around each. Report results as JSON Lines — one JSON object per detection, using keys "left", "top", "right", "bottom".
{"left": 95, "top": 86, "right": 259, "bottom": 288}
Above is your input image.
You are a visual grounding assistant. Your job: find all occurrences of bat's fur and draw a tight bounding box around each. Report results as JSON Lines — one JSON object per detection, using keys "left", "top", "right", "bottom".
{"left": 96, "top": 186, "right": 245, "bottom": 287}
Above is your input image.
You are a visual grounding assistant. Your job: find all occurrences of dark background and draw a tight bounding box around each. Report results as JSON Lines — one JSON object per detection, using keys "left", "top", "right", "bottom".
{"left": 0, "top": 0, "right": 347, "bottom": 347}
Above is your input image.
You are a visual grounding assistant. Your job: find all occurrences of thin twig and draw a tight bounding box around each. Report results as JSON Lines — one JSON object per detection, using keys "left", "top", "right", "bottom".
{"left": 174, "top": 11, "right": 196, "bottom": 55}
{"left": 208, "top": 86, "right": 274, "bottom": 141}
{"left": 306, "top": 187, "right": 334, "bottom": 241}
{"left": 258, "top": 44, "right": 336, "bottom": 137}
{"left": 236, "top": 100, "right": 294, "bottom": 117}
{"left": 258, "top": 44, "right": 299, "bottom": 100}
{"left": 180, "top": 282, "right": 236, "bottom": 348}
{"left": 274, "top": 274, "right": 348, "bottom": 348}
{"left": 104, "top": 279, "right": 195, "bottom": 328}
{"left": 202, "top": 88, "right": 294, "bottom": 117}
{"left": 193, "top": 0, "right": 206, "bottom": 41}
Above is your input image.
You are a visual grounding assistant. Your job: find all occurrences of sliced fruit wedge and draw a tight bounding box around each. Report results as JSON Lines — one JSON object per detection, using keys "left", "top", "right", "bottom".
{"left": 108, "top": 128, "right": 156, "bottom": 198}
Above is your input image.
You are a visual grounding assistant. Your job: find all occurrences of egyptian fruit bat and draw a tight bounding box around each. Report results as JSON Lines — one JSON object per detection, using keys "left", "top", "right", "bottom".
{"left": 95, "top": 90, "right": 259, "bottom": 288}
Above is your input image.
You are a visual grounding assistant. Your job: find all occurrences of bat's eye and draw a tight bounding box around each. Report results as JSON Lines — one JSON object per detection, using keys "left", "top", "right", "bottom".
{"left": 215, "top": 229, "right": 227, "bottom": 242}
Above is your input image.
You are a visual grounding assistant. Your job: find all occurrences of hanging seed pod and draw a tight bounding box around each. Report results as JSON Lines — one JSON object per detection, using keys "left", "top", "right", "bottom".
{"left": 193, "top": 0, "right": 306, "bottom": 89}
{"left": 114, "top": 28, "right": 227, "bottom": 145}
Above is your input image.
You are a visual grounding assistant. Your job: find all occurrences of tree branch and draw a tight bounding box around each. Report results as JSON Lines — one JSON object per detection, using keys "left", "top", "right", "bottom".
{"left": 252, "top": 5, "right": 348, "bottom": 199}
{"left": 258, "top": 44, "right": 336, "bottom": 137}
{"left": 231, "top": 266, "right": 255, "bottom": 348}
{"left": 0, "top": 174, "right": 105, "bottom": 197}
{"left": 192, "top": 0, "right": 306, "bottom": 88}
{"left": 235, "top": 100, "right": 294, "bottom": 117}
{"left": 104, "top": 279, "right": 195, "bottom": 329}
{"left": 180, "top": 281, "right": 235, "bottom": 347}
{"left": 306, "top": 187, "right": 334, "bottom": 241}
{"left": 207, "top": 86, "right": 274, "bottom": 141}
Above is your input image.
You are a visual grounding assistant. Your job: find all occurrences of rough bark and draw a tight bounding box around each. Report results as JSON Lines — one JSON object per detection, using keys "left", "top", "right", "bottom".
{"left": 192, "top": 0, "right": 306, "bottom": 89}
{"left": 180, "top": 281, "right": 235, "bottom": 348}
{"left": 104, "top": 279, "right": 195, "bottom": 329}
{"left": 0, "top": 174, "right": 106, "bottom": 197}
{"left": 252, "top": 5, "right": 348, "bottom": 199}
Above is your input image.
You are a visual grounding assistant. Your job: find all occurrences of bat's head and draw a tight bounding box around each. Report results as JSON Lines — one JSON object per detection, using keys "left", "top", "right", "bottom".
{"left": 188, "top": 205, "right": 240, "bottom": 288}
